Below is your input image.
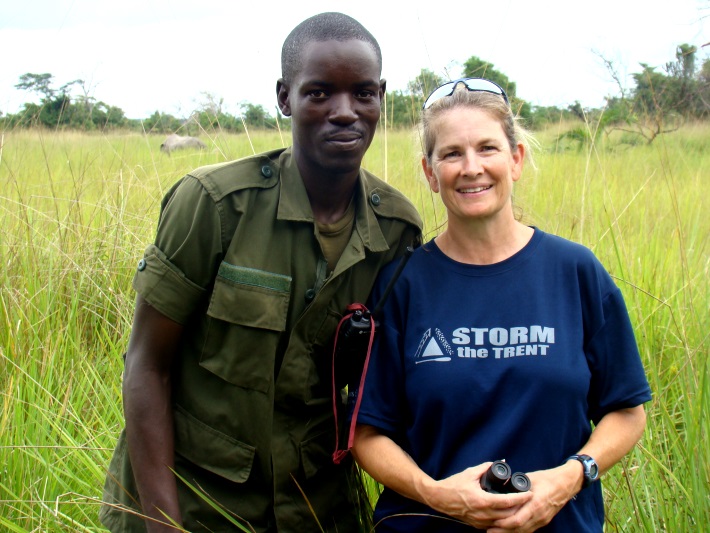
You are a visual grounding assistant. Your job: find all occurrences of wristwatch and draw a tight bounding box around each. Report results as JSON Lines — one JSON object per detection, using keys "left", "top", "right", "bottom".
{"left": 566, "top": 454, "right": 599, "bottom": 488}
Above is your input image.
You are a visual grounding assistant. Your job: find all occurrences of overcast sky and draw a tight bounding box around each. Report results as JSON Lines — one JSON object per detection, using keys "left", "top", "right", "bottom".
{"left": 1, "top": 0, "right": 708, "bottom": 119}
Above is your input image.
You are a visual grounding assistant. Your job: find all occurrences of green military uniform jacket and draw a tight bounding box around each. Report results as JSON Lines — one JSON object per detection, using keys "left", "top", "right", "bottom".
{"left": 100, "top": 147, "right": 422, "bottom": 532}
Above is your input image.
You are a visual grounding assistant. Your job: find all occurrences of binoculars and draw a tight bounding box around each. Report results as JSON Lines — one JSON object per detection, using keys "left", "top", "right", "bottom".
{"left": 334, "top": 308, "right": 376, "bottom": 389}
{"left": 481, "top": 460, "right": 531, "bottom": 494}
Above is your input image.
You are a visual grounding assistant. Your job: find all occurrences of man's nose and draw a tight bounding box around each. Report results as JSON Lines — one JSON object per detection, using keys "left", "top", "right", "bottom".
{"left": 329, "top": 93, "right": 358, "bottom": 123}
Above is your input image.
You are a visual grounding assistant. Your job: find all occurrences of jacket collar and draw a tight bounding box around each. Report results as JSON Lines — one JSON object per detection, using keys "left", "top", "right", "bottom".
{"left": 276, "top": 148, "right": 390, "bottom": 253}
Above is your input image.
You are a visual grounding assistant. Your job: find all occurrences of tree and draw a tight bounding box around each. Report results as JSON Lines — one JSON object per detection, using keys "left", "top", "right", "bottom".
{"left": 12, "top": 73, "right": 67, "bottom": 127}
{"left": 379, "top": 68, "right": 446, "bottom": 128}
{"left": 462, "top": 57, "right": 516, "bottom": 98}
{"left": 462, "top": 56, "right": 531, "bottom": 120}
{"left": 15, "top": 73, "right": 56, "bottom": 100}
{"left": 667, "top": 44, "right": 709, "bottom": 117}
{"left": 598, "top": 55, "right": 682, "bottom": 144}
{"left": 384, "top": 63, "right": 538, "bottom": 129}
{"left": 142, "top": 111, "right": 183, "bottom": 134}
{"left": 527, "top": 104, "right": 576, "bottom": 130}
{"left": 698, "top": 57, "right": 710, "bottom": 111}
{"left": 383, "top": 89, "right": 423, "bottom": 128}
{"left": 407, "top": 68, "right": 445, "bottom": 99}
{"left": 627, "top": 44, "right": 709, "bottom": 121}
{"left": 239, "top": 102, "right": 275, "bottom": 129}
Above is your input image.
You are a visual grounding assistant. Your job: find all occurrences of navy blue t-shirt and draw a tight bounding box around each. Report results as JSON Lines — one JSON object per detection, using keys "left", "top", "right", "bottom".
{"left": 356, "top": 229, "right": 652, "bottom": 532}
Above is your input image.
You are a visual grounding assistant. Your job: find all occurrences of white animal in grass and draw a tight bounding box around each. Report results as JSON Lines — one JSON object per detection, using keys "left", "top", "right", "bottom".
{"left": 160, "top": 134, "right": 206, "bottom": 154}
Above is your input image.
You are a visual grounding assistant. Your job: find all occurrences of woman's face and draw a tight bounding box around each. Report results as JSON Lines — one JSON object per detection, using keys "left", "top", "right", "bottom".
{"left": 423, "top": 107, "right": 524, "bottom": 226}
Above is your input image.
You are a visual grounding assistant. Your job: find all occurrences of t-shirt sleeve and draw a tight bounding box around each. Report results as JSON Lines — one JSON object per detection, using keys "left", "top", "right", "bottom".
{"left": 132, "top": 176, "right": 224, "bottom": 324}
{"left": 355, "top": 319, "right": 407, "bottom": 435}
{"left": 585, "top": 285, "right": 653, "bottom": 424}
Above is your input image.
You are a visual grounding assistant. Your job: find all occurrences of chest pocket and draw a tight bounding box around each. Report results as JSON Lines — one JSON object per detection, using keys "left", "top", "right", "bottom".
{"left": 200, "top": 263, "right": 291, "bottom": 393}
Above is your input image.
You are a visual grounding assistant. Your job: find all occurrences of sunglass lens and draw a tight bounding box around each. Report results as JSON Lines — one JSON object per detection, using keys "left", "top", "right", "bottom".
{"left": 422, "top": 78, "right": 509, "bottom": 109}
{"left": 463, "top": 79, "right": 508, "bottom": 103}
{"left": 423, "top": 82, "right": 455, "bottom": 109}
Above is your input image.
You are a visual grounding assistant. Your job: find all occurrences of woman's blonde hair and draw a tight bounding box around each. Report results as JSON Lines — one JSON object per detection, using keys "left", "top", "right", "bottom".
{"left": 420, "top": 85, "right": 537, "bottom": 169}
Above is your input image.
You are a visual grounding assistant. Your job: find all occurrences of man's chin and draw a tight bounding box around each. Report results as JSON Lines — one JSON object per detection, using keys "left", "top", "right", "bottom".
{"left": 318, "top": 151, "right": 366, "bottom": 176}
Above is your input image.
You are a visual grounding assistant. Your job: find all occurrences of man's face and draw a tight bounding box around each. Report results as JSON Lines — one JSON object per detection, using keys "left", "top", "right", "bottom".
{"left": 277, "top": 39, "right": 385, "bottom": 180}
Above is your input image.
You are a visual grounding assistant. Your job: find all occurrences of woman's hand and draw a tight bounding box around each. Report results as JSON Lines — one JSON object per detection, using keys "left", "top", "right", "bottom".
{"left": 353, "top": 426, "right": 532, "bottom": 530}
{"left": 485, "top": 463, "right": 580, "bottom": 532}
{"left": 423, "top": 462, "right": 533, "bottom": 530}
{"left": 486, "top": 405, "right": 647, "bottom": 532}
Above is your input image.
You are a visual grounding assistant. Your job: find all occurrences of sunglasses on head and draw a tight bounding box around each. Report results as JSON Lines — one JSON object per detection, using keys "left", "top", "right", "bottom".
{"left": 422, "top": 77, "right": 510, "bottom": 110}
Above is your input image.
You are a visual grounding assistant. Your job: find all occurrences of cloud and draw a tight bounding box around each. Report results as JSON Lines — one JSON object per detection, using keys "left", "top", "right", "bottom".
{"left": 1, "top": 0, "right": 707, "bottom": 118}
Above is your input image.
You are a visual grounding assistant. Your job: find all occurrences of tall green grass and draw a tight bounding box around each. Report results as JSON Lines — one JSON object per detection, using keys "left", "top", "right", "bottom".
{"left": 0, "top": 122, "right": 707, "bottom": 531}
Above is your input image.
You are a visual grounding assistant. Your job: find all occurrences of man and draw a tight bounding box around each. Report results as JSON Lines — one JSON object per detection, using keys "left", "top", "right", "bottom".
{"left": 100, "top": 11, "right": 422, "bottom": 533}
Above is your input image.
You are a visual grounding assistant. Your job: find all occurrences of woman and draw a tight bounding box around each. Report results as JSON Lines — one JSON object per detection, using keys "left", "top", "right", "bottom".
{"left": 351, "top": 78, "right": 651, "bottom": 532}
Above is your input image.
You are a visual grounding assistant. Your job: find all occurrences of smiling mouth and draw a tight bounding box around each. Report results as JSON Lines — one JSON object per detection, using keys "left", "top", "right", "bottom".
{"left": 459, "top": 185, "right": 492, "bottom": 193}
{"left": 327, "top": 128, "right": 364, "bottom": 142}
{"left": 328, "top": 134, "right": 361, "bottom": 144}
{"left": 325, "top": 137, "right": 364, "bottom": 153}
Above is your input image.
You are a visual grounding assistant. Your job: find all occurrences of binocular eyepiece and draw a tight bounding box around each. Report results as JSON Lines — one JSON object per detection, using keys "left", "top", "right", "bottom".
{"left": 481, "top": 460, "right": 531, "bottom": 494}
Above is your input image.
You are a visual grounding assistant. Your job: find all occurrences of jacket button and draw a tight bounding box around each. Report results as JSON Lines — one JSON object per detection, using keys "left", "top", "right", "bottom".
{"left": 305, "top": 288, "right": 316, "bottom": 302}
{"left": 137, "top": 259, "right": 147, "bottom": 271}
{"left": 261, "top": 165, "right": 273, "bottom": 178}
{"left": 370, "top": 193, "right": 381, "bottom": 206}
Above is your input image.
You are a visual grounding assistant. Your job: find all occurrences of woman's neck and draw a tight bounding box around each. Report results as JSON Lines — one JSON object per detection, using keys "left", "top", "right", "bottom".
{"left": 435, "top": 218, "right": 534, "bottom": 265}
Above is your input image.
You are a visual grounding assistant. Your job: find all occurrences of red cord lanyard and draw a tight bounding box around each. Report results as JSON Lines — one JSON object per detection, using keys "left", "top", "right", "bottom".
{"left": 331, "top": 303, "right": 376, "bottom": 464}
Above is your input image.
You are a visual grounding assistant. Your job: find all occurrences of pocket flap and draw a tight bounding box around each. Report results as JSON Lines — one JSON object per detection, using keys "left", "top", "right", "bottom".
{"left": 207, "top": 263, "right": 291, "bottom": 332}
{"left": 174, "top": 405, "right": 255, "bottom": 484}
{"left": 299, "top": 429, "right": 334, "bottom": 480}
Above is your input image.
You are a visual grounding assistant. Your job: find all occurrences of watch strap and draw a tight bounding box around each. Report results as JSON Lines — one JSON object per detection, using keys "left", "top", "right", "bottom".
{"left": 566, "top": 454, "right": 599, "bottom": 489}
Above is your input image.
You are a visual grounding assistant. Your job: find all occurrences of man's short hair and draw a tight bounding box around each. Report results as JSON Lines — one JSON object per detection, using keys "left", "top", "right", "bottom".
{"left": 281, "top": 12, "right": 382, "bottom": 84}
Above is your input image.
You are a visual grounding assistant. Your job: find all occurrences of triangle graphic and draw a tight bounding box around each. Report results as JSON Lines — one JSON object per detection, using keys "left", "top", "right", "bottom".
{"left": 422, "top": 337, "right": 444, "bottom": 357}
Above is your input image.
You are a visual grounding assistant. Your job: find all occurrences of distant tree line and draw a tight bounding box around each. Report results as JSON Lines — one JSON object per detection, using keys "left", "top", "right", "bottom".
{"left": 600, "top": 43, "right": 710, "bottom": 142}
{"left": 6, "top": 73, "right": 130, "bottom": 131}
{"left": 1, "top": 44, "right": 708, "bottom": 144}
{"left": 0, "top": 73, "right": 281, "bottom": 134}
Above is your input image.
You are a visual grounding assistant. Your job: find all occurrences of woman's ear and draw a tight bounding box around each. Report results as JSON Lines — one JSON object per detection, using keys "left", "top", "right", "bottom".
{"left": 422, "top": 156, "right": 439, "bottom": 193}
{"left": 511, "top": 142, "right": 525, "bottom": 182}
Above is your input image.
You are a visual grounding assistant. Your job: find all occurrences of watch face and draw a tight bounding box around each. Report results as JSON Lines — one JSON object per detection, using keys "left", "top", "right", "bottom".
{"left": 588, "top": 461, "right": 599, "bottom": 479}
{"left": 569, "top": 454, "right": 599, "bottom": 486}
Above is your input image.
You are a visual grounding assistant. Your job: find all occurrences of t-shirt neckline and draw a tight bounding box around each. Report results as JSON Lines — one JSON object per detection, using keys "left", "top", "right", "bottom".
{"left": 426, "top": 227, "right": 544, "bottom": 277}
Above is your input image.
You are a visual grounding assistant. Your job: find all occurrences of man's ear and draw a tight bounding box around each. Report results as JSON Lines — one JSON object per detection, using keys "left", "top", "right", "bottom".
{"left": 276, "top": 79, "right": 291, "bottom": 117}
{"left": 379, "top": 79, "right": 387, "bottom": 102}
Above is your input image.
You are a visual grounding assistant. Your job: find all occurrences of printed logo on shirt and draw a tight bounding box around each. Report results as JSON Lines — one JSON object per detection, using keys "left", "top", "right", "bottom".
{"left": 414, "top": 328, "right": 454, "bottom": 364}
{"left": 414, "top": 325, "right": 555, "bottom": 363}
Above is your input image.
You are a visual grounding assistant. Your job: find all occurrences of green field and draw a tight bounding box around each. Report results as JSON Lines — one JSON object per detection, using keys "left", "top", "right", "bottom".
{"left": 1, "top": 122, "right": 708, "bottom": 531}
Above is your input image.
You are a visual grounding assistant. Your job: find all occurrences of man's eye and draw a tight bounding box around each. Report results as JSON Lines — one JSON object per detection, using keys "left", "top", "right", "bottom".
{"left": 355, "top": 90, "right": 375, "bottom": 99}
{"left": 309, "top": 90, "right": 328, "bottom": 98}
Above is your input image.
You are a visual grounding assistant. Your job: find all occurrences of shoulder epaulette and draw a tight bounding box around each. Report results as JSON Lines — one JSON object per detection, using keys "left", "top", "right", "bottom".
{"left": 361, "top": 169, "right": 423, "bottom": 230}
{"left": 187, "top": 148, "right": 286, "bottom": 201}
